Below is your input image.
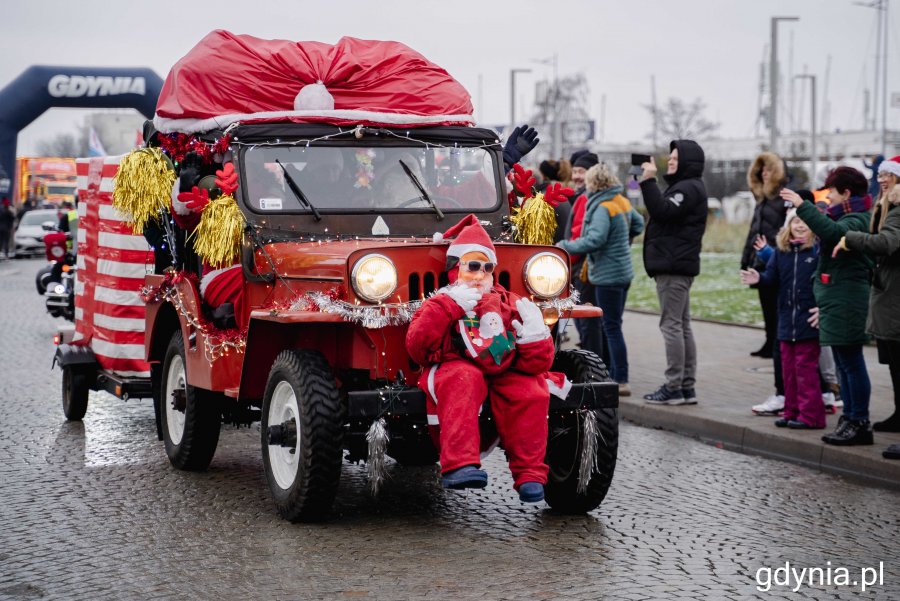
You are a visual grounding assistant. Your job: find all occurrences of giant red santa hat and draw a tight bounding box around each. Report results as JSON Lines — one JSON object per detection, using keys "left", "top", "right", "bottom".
{"left": 433, "top": 214, "right": 497, "bottom": 264}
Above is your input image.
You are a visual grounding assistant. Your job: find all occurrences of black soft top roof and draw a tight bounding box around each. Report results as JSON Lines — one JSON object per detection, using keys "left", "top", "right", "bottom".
{"left": 230, "top": 124, "right": 501, "bottom": 147}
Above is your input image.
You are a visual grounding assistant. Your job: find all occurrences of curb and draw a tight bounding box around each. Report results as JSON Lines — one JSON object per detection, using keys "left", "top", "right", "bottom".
{"left": 619, "top": 400, "right": 900, "bottom": 491}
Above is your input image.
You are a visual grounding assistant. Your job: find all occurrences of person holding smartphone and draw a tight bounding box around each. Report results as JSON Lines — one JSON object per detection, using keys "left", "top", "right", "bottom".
{"left": 639, "top": 140, "right": 708, "bottom": 405}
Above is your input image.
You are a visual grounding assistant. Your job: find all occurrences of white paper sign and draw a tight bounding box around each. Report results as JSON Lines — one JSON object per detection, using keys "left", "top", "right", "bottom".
{"left": 259, "top": 197, "right": 283, "bottom": 210}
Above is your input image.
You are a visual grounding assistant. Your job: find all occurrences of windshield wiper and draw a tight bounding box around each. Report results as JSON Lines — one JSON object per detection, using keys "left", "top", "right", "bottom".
{"left": 275, "top": 159, "right": 321, "bottom": 221}
{"left": 398, "top": 159, "right": 444, "bottom": 221}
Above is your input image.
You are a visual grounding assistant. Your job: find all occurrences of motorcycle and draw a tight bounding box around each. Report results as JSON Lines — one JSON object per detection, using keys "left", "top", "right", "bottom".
{"left": 40, "top": 227, "right": 77, "bottom": 321}
{"left": 45, "top": 264, "right": 76, "bottom": 321}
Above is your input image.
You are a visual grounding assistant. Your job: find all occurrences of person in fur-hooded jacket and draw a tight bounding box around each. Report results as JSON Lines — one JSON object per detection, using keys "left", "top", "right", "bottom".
{"left": 742, "top": 152, "right": 790, "bottom": 360}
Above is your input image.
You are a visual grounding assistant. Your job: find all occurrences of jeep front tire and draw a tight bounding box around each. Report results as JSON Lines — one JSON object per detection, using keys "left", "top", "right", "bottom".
{"left": 261, "top": 349, "right": 344, "bottom": 522}
{"left": 545, "top": 349, "right": 618, "bottom": 514}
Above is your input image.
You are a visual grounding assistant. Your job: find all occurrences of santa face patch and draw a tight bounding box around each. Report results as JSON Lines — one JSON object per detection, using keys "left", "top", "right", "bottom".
{"left": 458, "top": 312, "right": 515, "bottom": 365}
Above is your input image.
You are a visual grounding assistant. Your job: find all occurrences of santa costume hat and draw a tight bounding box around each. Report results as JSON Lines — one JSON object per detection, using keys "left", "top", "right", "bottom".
{"left": 878, "top": 155, "right": 900, "bottom": 178}
{"left": 433, "top": 214, "right": 497, "bottom": 264}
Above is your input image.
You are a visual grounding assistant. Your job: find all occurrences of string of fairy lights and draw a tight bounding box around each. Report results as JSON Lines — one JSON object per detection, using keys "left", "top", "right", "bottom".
{"left": 134, "top": 126, "right": 581, "bottom": 366}
{"left": 140, "top": 274, "right": 247, "bottom": 363}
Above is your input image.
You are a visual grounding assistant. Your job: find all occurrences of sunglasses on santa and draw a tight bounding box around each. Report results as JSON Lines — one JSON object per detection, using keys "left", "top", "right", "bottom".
{"left": 460, "top": 260, "right": 495, "bottom": 274}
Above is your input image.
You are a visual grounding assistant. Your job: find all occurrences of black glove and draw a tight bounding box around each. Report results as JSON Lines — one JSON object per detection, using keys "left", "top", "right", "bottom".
{"left": 179, "top": 151, "right": 203, "bottom": 192}
{"left": 502, "top": 124, "right": 540, "bottom": 170}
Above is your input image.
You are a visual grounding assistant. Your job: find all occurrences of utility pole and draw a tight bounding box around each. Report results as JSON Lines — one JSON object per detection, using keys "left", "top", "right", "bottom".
{"left": 770, "top": 16, "right": 799, "bottom": 153}
{"left": 881, "top": 0, "right": 889, "bottom": 154}
{"left": 509, "top": 68, "right": 530, "bottom": 132}
{"left": 599, "top": 93, "right": 606, "bottom": 144}
{"left": 651, "top": 75, "right": 658, "bottom": 151}
{"left": 796, "top": 74, "right": 817, "bottom": 186}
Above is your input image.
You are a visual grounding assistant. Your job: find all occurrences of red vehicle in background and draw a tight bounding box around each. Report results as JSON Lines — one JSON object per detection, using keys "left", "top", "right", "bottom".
{"left": 13, "top": 157, "right": 78, "bottom": 208}
{"left": 52, "top": 32, "right": 619, "bottom": 522}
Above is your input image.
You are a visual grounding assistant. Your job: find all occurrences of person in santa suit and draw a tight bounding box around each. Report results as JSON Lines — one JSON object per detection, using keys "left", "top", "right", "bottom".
{"left": 170, "top": 158, "right": 245, "bottom": 329}
{"left": 406, "top": 214, "right": 567, "bottom": 503}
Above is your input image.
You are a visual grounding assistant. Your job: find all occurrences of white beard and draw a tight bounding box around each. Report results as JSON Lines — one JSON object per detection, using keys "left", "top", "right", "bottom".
{"left": 461, "top": 274, "right": 493, "bottom": 295}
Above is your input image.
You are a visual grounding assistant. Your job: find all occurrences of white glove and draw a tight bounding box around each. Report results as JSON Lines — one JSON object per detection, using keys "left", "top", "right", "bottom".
{"left": 512, "top": 298, "right": 549, "bottom": 343}
{"left": 443, "top": 284, "right": 481, "bottom": 314}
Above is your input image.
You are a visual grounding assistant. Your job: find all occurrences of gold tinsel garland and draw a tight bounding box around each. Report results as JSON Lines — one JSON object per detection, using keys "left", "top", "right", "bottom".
{"left": 190, "top": 194, "right": 244, "bottom": 268}
{"left": 510, "top": 193, "right": 557, "bottom": 245}
{"left": 112, "top": 147, "right": 175, "bottom": 234}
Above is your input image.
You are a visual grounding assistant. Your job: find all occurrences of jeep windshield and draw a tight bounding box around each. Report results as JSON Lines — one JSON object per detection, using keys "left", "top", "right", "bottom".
{"left": 241, "top": 144, "right": 500, "bottom": 215}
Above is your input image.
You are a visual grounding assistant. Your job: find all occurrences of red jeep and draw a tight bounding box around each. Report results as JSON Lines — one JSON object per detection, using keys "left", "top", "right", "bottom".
{"left": 53, "top": 32, "right": 618, "bottom": 521}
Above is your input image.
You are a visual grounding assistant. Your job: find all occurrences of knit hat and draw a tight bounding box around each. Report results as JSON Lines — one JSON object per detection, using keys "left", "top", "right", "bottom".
{"left": 795, "top": 189, "right": 815, "bottom": 203}
{"left": 878, "top": 155, "right": 900, "bottom": 178}
{"left": 569, "top": 149, "right": 589, "bottom": 164}
{"left": 433, "top": 214, "right": 497, "bottom": 263}
{"left": 573, "top": 152, "right": 599, "bottom": 170}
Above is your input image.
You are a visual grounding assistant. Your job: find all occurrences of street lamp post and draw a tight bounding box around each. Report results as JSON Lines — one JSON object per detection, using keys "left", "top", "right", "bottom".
{"left": 770, "top": 16, "right": 799, "bottom": 153}
{"left": 509, "top": 68, "right": 531, "bottom": 132}
{"left": 796, "top": 74, "right": 817, "bottom": 186}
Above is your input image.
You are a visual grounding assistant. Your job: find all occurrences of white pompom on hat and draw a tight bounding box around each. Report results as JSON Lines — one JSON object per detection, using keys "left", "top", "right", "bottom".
{"left": 783, "top": 207, "right": 798, "bottom": 228}
{"left": 433, "top": 214, "right": 497, "bottom": 263}
{"left": 294, "top": 81, "right": 335, "bottom": 111}
{"left": 878, "top": 155, "right": 900, "bottom": 178}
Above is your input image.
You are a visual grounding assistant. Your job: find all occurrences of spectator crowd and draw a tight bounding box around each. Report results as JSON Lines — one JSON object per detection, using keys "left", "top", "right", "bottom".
{"left": 513, "top": 138, "right": 900, "bottom": 461}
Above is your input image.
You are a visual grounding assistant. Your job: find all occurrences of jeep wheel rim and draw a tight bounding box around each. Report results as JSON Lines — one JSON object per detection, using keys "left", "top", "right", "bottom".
{"left": 268, "top": 381, "right": 300, "bottom": 490}
{"left": 165, "top": 355, "right": 186, "bottom": 445}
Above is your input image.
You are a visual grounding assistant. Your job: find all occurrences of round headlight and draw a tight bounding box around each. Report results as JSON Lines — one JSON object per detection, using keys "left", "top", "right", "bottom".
{"left": 524, "top": 252, "right": 568, "bottom": 299}
{"left": 351, "top": 254, "right": 398, "bottom": 302}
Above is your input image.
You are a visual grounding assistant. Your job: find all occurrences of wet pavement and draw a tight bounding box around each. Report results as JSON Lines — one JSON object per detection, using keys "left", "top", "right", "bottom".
{"left": 1, "top": 257, "right": 898, "bottom": 600}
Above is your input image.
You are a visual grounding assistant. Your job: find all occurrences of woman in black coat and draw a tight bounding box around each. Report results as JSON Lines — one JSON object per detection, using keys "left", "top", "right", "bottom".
{"left": 742, "top": 152, "right": 789, "bottom": 359}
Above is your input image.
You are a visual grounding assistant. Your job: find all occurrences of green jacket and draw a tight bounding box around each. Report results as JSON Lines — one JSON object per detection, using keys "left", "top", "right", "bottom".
{"left": 795, "top": 201, "right": 873, "bottom": 346}
{"left": 845, "top": 202, "right": 900, "bottom": 341}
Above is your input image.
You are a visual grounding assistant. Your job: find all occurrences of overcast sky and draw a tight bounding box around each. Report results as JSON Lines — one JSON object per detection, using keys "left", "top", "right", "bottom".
{"left": 3, "top": 0, "right": 898, "bottom": 155}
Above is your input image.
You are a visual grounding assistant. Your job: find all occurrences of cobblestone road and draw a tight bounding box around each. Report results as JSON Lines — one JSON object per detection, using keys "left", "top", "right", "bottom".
{"left": 1, "top": 258, "right": 898, "bottom": 600}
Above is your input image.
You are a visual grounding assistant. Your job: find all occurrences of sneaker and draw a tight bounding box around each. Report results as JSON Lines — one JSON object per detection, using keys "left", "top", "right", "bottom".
{"left": 617, "top": 383, "right": 631, "bottom": 397}
{"left": 883, "top": 444, "right": 900, "bottom": 460}
{"left": 518, "top": 481, "right": 544, "bottom": 503}
{"left": 822, "top": 392, "right": 837, "bottom": 415}
{"left": 644, "top": 385, "right": 692, "bottom": 405}
{"left": 441, "top": 465, "right": 488, "bottom": 490}
{"left": 752, "top": 395, "right": 785, "bottom": 416}
{"left": 682, "top": 388, "right": 698, "bottom": 403}
{"left": 774, "top": 417, "right": 790, "bottom": 428}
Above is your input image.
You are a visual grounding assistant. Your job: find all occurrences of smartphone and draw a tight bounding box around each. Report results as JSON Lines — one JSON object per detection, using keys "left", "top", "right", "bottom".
{"left": 631, "top": 153, "right": 652, "bottom": 166}
{"left": 628, "top": 153, "right": 652, "bottom": 177}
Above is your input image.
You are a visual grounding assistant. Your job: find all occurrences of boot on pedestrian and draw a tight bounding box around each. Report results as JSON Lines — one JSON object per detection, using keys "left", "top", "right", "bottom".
{"left": 873, "top": 412, "right": 900, "bottom": 432}
{"left": 872, "top": 397, "right": 900, "bottom": 432}
{"left": 822, "top": 419, "right": 874, "bottom": 446}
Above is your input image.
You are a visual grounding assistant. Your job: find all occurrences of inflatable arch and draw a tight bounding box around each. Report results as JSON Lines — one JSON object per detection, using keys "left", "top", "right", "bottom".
{"left": 0, "top": 65, "right": 163, "bottom": 184}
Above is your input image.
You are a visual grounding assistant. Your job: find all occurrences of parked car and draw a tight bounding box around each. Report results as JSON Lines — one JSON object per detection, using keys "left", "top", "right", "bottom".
{"left": 14, "top": 209, "right": 60, "bottom": 257}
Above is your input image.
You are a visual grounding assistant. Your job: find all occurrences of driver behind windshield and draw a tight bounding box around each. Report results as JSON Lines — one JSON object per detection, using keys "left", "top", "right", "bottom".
{"left": 373, "top": 152, "right": 426, "bottom": 208}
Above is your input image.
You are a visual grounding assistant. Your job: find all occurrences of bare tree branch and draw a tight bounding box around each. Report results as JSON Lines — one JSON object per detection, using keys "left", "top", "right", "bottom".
{"left": 645, "top": 97, "right": 719, "bottom": 143}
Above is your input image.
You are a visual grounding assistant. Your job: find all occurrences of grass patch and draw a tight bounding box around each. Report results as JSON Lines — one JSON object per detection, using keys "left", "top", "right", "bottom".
{"left": 627, "top": 244, "right": 763, "bottom": 326}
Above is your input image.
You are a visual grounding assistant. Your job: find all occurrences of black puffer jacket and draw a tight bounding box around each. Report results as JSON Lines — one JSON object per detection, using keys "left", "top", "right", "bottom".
{"left": 640, "top": 140, "right": 708, "bottom": 277}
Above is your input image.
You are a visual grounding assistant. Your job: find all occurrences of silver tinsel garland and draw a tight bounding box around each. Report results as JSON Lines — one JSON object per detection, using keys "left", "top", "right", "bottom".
{"left": 290, "top": 292, "right": 424, "bottom": 329}
{"left": 366, "top": 417, "right": 390, "bottom": 496}
{"left": 539, "top": 286, "right": 580, "bottom": 313}
{"left": 577, "top": 410, "right": 600, "bottom": 494}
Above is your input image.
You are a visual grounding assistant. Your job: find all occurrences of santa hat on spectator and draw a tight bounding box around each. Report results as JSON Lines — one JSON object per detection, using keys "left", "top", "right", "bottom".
{"left": 878, "top": 155, "right": 900, "bottom": 178}
{"left": 433, "top": 214, "right": 497, "bottom": 265}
